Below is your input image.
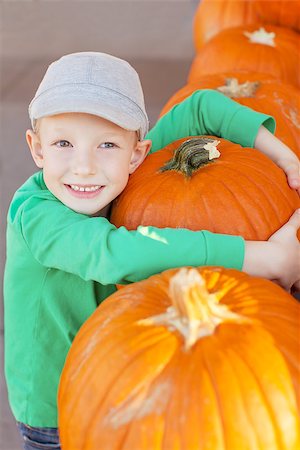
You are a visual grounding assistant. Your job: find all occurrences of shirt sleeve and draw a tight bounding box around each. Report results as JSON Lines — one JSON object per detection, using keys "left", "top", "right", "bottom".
{"left": 14, "top": 194, "right": 245, "bottom": 285}
{"left": 147, "top": 89, "right": 276, "bottom": 153}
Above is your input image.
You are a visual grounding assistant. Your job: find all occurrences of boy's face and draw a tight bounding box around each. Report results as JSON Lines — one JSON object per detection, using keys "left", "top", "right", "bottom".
{"left": 26, "top": 113, "right": 151, "bottom": 216}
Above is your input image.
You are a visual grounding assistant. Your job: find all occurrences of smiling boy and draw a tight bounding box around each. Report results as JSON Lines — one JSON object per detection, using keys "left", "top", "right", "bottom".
{"left": 4, "top": 52, "right": 300, "bottom": 449}
{"left": 27, "top": 112, "right": 151, "bottom": 217}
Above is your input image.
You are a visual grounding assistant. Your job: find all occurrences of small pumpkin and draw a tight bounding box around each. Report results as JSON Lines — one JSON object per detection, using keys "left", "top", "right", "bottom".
{"left": 58, "top": 266, "right": 300, "bottom": 449}
{"left": 111, "top": 137, "right": 300, "bottom": 240}
{"left": 159, "top": 74, "right": 300, "bottom": 157}
{"left": 189, "top": 25, "right": 300, "bottom": 88}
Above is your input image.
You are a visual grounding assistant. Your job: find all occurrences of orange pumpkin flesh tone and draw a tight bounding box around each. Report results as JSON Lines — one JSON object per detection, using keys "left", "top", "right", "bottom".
{"left": 193, "top": 0, "right": 258, "bottom": 50}
{"left": 254, "top": 0, "right": 300, "bottom": 32}
{"left": 189, "top": 25, "right": 300, "bottom": 88}
{"left": 110, "top": 137, "right": 300, "bottom": 241}
{"left": 58, "top": 267, "right": 300, "bottom": 449}
{"left": 159, "top": 74, "right": 300, "bottom": 157}
{"left": 193, "top": 0, "right": 300, "bottom": 51}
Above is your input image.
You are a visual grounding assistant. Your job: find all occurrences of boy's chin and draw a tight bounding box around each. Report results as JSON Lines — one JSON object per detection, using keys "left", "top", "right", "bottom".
{"left": 69, "top": 202, "right": 111, "bottom": 217}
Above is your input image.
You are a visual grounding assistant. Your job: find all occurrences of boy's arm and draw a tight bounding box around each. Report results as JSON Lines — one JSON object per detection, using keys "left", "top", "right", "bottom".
{"left": 254, "top": 126, "right": 300, "bottom": 193}
{"left": 147, "top": 89, "right": 275, "bottom": 153}
{"left": 13, "top": 194, "right": 300, "bottom": 291}
{"left": 14, "top": 193, "right": 244, "bottom": 285}
{"left": 147, "top": 89, "right": 299, "bottom": 191}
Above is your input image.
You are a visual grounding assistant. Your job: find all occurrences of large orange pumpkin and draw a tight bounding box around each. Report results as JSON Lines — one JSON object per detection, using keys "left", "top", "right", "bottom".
{"left": 111, "top": 137, "right": 300, "bottom": 240}
{"left": 159, "top": 74, "right": 300, "bottom": 157}
{"left": 189, "top": 25, "right": 300, "bottom": 88}
{"left": 193, "top": 0, "right": 300, "bottom": 51}
{"left": 58, "top": 266, "right": 300, "bottom": 449}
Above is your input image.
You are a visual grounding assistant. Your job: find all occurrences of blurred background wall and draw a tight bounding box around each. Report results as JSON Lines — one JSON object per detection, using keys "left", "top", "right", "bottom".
{"left": 0, "top": 1, "right": 198, "bottom": 448}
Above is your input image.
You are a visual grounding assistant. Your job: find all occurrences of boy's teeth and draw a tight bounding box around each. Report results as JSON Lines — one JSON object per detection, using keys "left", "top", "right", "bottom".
{"left": 70, "top": 185, "right": 101, "bottom": 192}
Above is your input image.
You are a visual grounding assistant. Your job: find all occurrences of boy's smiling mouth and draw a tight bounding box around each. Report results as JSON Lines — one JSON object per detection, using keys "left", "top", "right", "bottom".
{"left": 68, "top": 184, "right": 102, "bottom": 192}
{"left": 65, "top": 184, "right": 104, "bottom": 198}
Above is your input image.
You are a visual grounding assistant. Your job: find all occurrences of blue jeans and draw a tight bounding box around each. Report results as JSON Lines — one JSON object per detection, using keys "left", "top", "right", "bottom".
{"left": 17, "top": 422, "right": 61, "bottom": 450}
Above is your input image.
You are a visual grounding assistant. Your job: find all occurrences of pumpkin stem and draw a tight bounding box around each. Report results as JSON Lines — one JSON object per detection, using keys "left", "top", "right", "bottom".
{"left": 244, "top": 27, "right": 275, "bottom": 47}
{"left": 217, "top": 78, "right": 260, "bottom": 98}
{"left": 139, "top": 268, "right": 250, "bottom": 350}
{"left": 159, "top": 138, "right": 220, "bottom": 178}
{"left": 273, "top": 94, "right": 300, "bottom": 129}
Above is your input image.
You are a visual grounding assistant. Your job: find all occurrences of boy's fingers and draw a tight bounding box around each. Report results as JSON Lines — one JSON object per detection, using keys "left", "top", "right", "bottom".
{"left": 281, "top": 160, "right": 300, "bottom": 188}
{"left": 288, "top": 177, "right": 300, "bottom": 189}
{"left": 286, "top": 209, "right": 300, "bottom": 229}
{"left": 283, "top": 209, "right": 300, "bottom": 231}
{"left": 269, "top": 209, "right": 300, "bottom": 241}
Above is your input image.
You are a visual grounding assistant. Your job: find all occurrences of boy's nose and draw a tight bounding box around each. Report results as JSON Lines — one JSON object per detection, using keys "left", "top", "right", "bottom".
{"left": 72, "top": 152, "right": 96, "bottom": 176}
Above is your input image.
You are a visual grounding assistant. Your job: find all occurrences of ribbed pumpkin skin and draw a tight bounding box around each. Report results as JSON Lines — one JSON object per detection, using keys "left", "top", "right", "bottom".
{"left": 189, "top": 25, "right": 300, "bottom": 88}
{"left": 193, "top": 1, "right": 300, "bottom": 51}
{"left": 193, "top": 0, "right": 257, "bottom": 50}
{"left": 254, "top": 0, "right": 300, "bottom": 32}
{"left": 58, "top": 266, "right": 300, "bottom": 450}
{"left": 159, "top": 74, "right": 300, "bottom": 157}
{"left": 110, "top": 137, "right": 300, "bottom": 241}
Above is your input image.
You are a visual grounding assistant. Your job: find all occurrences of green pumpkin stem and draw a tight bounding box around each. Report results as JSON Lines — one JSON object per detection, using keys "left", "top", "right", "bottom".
{"left": 159, "top": 137, "right": 219, "bottom": 178}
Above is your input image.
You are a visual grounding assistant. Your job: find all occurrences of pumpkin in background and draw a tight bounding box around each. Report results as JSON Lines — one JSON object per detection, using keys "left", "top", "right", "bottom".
{"left": 254, "top": 0, "right": 300, "bottom": 32}
{"left": 111, "top": 137, "right": 300, "bottom": 240}
{"left": 159, "top": 73, "right": 300, "bottom": 157}
{"left": 189, "top": 25, "right": 300, "bottom": 88}
{"left": 193, "top": 0, "right": 300, "bottom": 51}
{"left": 58, "top": 266, "right": 300, "bottom": 449}
{"left": 193, "top": 0, "right": 258, "bottom": 50}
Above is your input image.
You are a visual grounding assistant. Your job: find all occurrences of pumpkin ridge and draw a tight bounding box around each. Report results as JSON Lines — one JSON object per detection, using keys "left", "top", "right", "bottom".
{"left": 229, "top": 339, "right": 288, "bottom": 447}
{"left": 219, "top": 328, "right": 290, "bottom": 447}
{"left": 182, "top": 169, "right": 216, "bottom": 232}
{"left": 90, "top": 335, "right": 178, "bottom": 441}
{"left": 222, "top": 345, "right": 264, "bottom": 447}
{"left": 190, "top": 342, "right": 225, "bottom": 447}
{"left": 220, "top": 162, "right": 276, "bottom": 228}
{"left": 262, "top": 329, "right": 300, "bottom": 374}
{"left": 232, "top": 334, "right": 297, "bottom": 448}
{"left": 192, "top": 178, "right": 216, "bottom": 233}
{"left": 143, "top": 154, "right": 184, "bottom": 224}
{"left": 145, "top": 171, "right": 182, "bottom": 227}
{"left": 207, "top": 164, "right": 262, "bottom": 237}
{"left": 201, "top": 340, "right": 228, "bottom": 448}
{"left": 278, "top": 34, "right": 300, "bottom": 82}
{"left": 157, "top": 351, "right": 190, "bottom": 449}
{"left": 219, "top": 157, "right": 294, "bottom": 230}
{"left": 84, "top": 334, "right": 178, "bottom": 446}
{"left": 62, "top": 324, "right": 174, "bottom": 436}
{"left": 180, "top": 159, "right": 251, "bottom": 235}
{"left": 119, "top": 377, "right": 168, "bottom": 448}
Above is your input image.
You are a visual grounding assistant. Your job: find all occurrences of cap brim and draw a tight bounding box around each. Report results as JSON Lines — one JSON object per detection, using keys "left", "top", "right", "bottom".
{"left": 29, "top": 84, "right": 148, "bottom": 139}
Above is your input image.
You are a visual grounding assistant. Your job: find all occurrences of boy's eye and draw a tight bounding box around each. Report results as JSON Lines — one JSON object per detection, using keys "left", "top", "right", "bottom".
{"left": 99, "top": 142, "right": 117, "bottom": 149}
{"left": 54, "top": 140, "right": 72, "bottom": 148}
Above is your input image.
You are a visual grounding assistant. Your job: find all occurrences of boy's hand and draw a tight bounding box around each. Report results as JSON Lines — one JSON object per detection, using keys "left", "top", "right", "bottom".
{"left": 254, "top": 126, "right": 300, "bottom": 195}
{"left": 243, "top": 210, "right": 300, "bottom": 292}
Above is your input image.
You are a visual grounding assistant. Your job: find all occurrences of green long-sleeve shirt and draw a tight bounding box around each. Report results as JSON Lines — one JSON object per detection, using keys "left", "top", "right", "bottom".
{"left": 4, "top": 89, "right": 275, "bottom": 427}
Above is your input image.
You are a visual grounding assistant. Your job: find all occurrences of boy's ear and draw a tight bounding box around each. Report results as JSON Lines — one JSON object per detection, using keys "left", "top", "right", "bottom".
{"left": 26, "top": 129, "right": 44, "bottom": 169}
{"left": 129, "top": 139, "right": 152, "bottom": 174}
